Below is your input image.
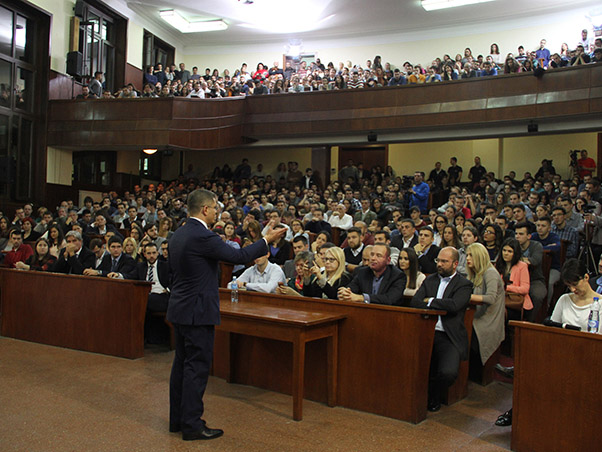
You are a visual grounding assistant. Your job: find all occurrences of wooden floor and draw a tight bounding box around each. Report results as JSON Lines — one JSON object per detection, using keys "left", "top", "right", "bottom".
{"left": 0, "top": 337, "right": 513, "bottom": 452}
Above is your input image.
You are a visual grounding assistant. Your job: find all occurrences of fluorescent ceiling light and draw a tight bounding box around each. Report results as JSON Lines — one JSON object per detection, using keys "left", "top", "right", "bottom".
{"left": 159, "top": 10, "right": 227, "bottom": 33}
{"left": 421, "top": 0, "right": 495, "bottom": 11}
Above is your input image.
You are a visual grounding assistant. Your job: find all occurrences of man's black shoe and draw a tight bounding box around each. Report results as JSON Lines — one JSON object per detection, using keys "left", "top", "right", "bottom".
{"left": 169, "top": 424, "right": 181, "bottom": 433}
{"left": 182, "top": 426, "right": 224, "bottom": 441}
{"left": 495, "top": 409, "right": 512, "bottom": 426}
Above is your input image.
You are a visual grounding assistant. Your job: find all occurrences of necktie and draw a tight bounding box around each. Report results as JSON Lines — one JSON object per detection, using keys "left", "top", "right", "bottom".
{"left": 111, "top": 258, "right": 118, "bottom": 272}
{"left": 148, "top": 264, "right": 154, "bottom": 282}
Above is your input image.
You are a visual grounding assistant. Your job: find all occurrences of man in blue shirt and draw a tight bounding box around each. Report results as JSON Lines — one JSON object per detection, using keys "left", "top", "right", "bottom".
{"left": 480, "top": 61, "right": 497, "bottom": 77}
{"left": 409, "top": 171, "right": 430, "bottom": 214}
{"left": 535, "top": 39, "right": 551, "bottom": 68}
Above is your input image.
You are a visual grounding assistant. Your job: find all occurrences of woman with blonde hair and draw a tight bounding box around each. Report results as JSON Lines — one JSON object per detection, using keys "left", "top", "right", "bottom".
{"left": 465, "top": 242, "right": 505, "bottom": 368}
{"left": 123, "top": 236, "right": 139, "bottom": 261}
{"left": 302, "top": 246, "right": 351, "bottom": 300}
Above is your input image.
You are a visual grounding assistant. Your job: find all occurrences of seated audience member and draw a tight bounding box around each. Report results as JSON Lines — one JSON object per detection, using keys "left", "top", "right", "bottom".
{"left": 410, "top": 247, "right": 473, "bottom": 412}
{"left": 228, "top": 251, "right": 285, "bottom": 293}
{"left": 123, "top": 236, "right": 139, "bottom": 261}
{"left": 15, "top": 237, "right": 56, "bottom": 271}
{"left": 343, "top": 227, "right": 365, "bottom": 273}
{"left": 83, "top": 236, "right": 136, "bottom": 277}
{"left": 391, "top": 219, "right": 419, "bottom": 250}
{"left": 481, "top": 223, "right": 503, "bottom": 262}
{"left": 495, "top": 238, "right": 532, "bottom": 318}
{"left": 268, "top": 224, "right": 292, "bottom": 266}
{"left": 338, "top": 243, "right": 406, "bottom": 305}
{"left": 398, "top": 248, "right": 426, "bottom": 297}
{"left": 328, "top": 203, "right": 354, "bottom": 231}
{"left": 514, "top": 222, "right": 546, "bottom": 321}
{"left": 119, "top": 242, "right": 171, "bottom": 343}
{"left": 550, "top": 206, "right": 578, "bottom": 259}
{"left": 432, "top": 214, "right": 448, "bottom": 246}
{"left": 409, "top": 206, "right": 427, "bottom": 229}
{"left": 283, "top": 235, "right": 309, "bottom": 279}
{"left": 465, "top": 243, "right": 505, "bottom": 368}
{"left": 87, "top": 213, "right": 122, "bottom": 238}
{"left": 88, "top": 237, "right": 108, "bottom": 270}
{"left": 159, "top": 241, "right": 169, "bottom": 262}
{"left": 303, "top": 246, "right": 352, "bottom": 300}
{"left": 50, "top": 230, "right": 95, "bottom": 274}
{"left": 374, "top": 230, "right": 399, "bottom": 266}
{"left": 354, "top": 198, "right": 377, "bottom": 225}
{"left": 310, "top": 231, "right": 331, "bottom": 254}
{"left": 441, "top": 224, "right": 462, "bottom": 249}
{"left": 46, "top": 224, "right": 67, "bottom": 258}
{"left": 457, "top": 226, "right": 479, "bottom": 277}
{"left": 276, "top": 250, "right": 315, "bottom": 296}
{"left": 531, "top": 216, "right": 561, "bottom": 305}
{"left": 3, "top": 228, "right": 34, "bottom": 268}
{"left": 553, "top": 258, "right": 599, "bottom": 331}
{"left": 415, "top": 227, "right": 440, "bottom": 274}
{"left": 123, "top": 206, "right": 141, "bottom": 229}
{"left": 21, "top": 217, "right": 40, "bottom": 242}
{"left": 495, "top": 215, "right": 514, "bottom": 240}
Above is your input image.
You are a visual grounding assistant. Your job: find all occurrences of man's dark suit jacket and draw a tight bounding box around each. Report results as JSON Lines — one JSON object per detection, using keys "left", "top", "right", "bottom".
{"left": 86, "top": 224, "right": 123, "bottom": 239}
{"left": 418, "top": 244, "right": 440, "bottom": 274}
{"left": 391, "top": 234, "right": 418, "bottom": 251}
{"left": 96, "top": 252, "right": 136, "bottom": 277}
{"left": 126, "top": 259, "right": 171, "bottom": 287}
{"left": 167, "top": 218, "right": 268, "bottom": 326}
{"left": 409, "top": 272, "right": 473, "bottom": 360}
{"left": 50, "top": 246, "right": 96, "bottom": 275}
{"left": 305, "top": 220, "right": 332, "bottom": 235}
{"left": 347, "top": 265, "right": 407, "bottom": 306}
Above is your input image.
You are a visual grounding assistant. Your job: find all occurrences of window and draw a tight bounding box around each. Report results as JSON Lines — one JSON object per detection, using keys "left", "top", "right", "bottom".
{"left": 73, "top": 151, "right": 116, "bottom": 186}
{"left": 143, "top": 30, "right": 175, "bottom": 74}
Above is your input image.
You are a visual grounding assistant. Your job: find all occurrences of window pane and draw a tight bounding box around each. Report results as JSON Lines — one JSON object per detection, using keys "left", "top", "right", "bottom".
{"left": 0, "top": 6, "right": 13, "bottom": 57}
{"left": 15, "top": 67, "right": 32, "bottom": 111}
{"left": 0, "top": 114, "right": 10, "bottom": 196}
{"left": 0, "top": 59, "right": 12, "bottom": 108}
{"left": 89, "top": 12, "right": 100, "bottom": 34}
{"left": 17, "top": 118, "right": 32, "bottom": 199}
{"left": 15, "top": 15, "right": 32, "bottom": 63}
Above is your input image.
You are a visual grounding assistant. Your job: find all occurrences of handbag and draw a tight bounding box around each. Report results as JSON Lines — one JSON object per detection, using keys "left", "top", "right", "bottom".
{"left": 505, "top": 292, "right": 525, "bottom": 311}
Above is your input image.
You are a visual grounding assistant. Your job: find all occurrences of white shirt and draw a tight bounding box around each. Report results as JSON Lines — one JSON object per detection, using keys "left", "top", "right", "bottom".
{"left": 428, "top": 272, "right": 457, "bottom": 332}
{"left": 328, "top": 213, "right": 353, "bottom": 230}
{"left": 551, "top": 293, "right": 593, "bottom": 331}
{"left": 147, "top": 261, "right": 168, "bottom": 294}
{"left": 229, "top": 262, "right": 285, "bottom": 293}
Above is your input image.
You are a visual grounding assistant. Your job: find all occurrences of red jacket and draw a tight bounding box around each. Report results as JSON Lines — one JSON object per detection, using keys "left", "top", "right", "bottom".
{"left": 4, "top": 244, "right": 34, "bottom": 268}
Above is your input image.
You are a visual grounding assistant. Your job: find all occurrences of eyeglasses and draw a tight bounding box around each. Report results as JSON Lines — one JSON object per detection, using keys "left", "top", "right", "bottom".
{"left": 323, "top": 257, "right": 337, "bottom": 263}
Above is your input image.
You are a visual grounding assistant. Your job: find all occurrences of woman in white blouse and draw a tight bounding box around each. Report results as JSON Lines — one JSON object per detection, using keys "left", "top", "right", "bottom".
{"left": 398, "top": 248, "right": 426, "bottom": 297}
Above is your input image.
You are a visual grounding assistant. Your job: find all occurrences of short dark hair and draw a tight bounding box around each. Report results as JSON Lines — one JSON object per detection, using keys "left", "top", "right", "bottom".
{"left": 107, "top": 236, "right": 123, "bottom": 247}
{"left": 374, "top": 230, "right": 390, "bottom": 241}
{"left": 292, "top": 235, "right": 308, "bottom": 246}
{"left": 536, "top": 216, "right": 552, "bottom": 225}
{"left": 89, "top": 238, "right": 104, "bottom": 250}
{"left": 347, "top": 226, "right": 362, "bottom": 236}
{"left": 561, "top": 258, "right": 587, "bottom": 286}
{"left": 515, "top": 221, "right": 532, "bottom": 234}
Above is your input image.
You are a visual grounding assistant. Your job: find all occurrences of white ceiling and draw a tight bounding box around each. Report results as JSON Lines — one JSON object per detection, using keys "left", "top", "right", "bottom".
{"left": 127, "top": 0, "right": 601, "bottom": 47}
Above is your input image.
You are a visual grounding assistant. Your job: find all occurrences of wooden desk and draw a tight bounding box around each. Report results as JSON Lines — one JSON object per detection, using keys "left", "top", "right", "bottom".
{"left": 214, "top": 289, "right": 444, "bottom": 423}
{"left": 218, "top": 301, "right": 345, "bottom": 420}
{"left": 0, "top": 269, "right": 151, "bottom": 359}
{"left": 510, "top": 321, "right": 602, "bottom": 452}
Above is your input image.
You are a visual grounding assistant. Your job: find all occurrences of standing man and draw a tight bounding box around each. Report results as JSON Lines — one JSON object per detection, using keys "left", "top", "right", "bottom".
{"left": 88, "top": 71, "right": 104, "bottom": 97}
{"left": 468, "top": 156, "right": 486, "bottom": 190}
{"left": 577, "top": 149, "right": 596, "bottom": 179}
{"left": 167, "top": 189, "right": 285, "bottom": 441}
{"left": 410, "top": 247, "right": 473, "bottom": 412}
{"left": 409, "top": 171, "right": 430, "bottom": 214}
{"left": 447, "top": 157, "right": 463, "bottom": 186}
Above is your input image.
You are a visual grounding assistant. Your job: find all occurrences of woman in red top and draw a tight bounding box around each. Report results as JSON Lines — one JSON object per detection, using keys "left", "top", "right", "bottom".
{"left": 252, "top": 63, "right": 268, "bottom": 81}
{"left": 16, "top": 237, "right": 56, "bottom": 271}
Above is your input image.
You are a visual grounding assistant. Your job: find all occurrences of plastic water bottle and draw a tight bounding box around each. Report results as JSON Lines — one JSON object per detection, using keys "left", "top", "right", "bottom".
{"left": 587, "top": 297, "right": 600, "bottom": 333}
{"left": 231, "top": 276, "right": 238, "bottom": 303}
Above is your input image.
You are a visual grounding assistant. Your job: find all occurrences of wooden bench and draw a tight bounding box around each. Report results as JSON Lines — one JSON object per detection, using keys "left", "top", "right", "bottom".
{"left": 0, "top": 268, "right": 151, "bottom": 359}
{"left": 214, "top": 289, "right": 444, "bottom": 424}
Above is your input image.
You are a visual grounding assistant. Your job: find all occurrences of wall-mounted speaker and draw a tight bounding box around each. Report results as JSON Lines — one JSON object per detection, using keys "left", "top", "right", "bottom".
{"left": 66, "top": 51, "right": 83, "bottom": 77}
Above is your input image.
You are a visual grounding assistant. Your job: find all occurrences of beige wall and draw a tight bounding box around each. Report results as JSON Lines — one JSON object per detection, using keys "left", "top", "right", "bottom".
{"left": 387, "top": 133, "right": 598, "bottom": 180}
{"left": 116, "top": 150, "right": 139, "bottom": 174}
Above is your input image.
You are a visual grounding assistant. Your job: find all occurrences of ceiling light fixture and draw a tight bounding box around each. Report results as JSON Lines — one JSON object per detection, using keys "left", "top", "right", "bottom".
{"left": 159, "top": 10, "right": 227, "bottom": 33}
{"left": 143, "top": 148, "right": 158, "bottom": 155}
{"left": 421, "top": 0, "right": 495, "bottom": 12}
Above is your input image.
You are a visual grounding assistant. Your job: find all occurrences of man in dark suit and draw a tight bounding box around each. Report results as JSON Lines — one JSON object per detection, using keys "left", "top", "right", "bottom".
{"left": 50, "top": 230, "right": 95, "bottom": 274}
{"left": 86, "top": 213, "right": 123, "bottom": 239}
{"left": 416, "top": 227, "right": 439, "bottom": 274}
{"left": 84, "top": 236, "right": 136, "bottom": 277}
{"left": 391, "top": 219, "right": 419, "bottom": 250}
{"left": 409, "top": 247, "right": 473, "bottom": 412}
{"left": 166, "top": 189, "right": 286, "bottom": 441}
{"left": 338, "top": 244, "right": 406, "bottom": 305}
{"left": 119, "top": 242, "right": 171, "bottom": 343}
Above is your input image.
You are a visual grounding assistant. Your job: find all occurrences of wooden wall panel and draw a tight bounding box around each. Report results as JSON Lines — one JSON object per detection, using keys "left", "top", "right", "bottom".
{"left": 49, "top": 70, "right": 76, "bottom": 100}
{"left": 125, "top": 63, "right": 143, "bottom": 91}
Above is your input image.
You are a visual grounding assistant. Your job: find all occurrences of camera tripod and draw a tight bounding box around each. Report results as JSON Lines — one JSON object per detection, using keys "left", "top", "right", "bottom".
{"left": 578, "top": 220, "right": 598, "bottom": 276}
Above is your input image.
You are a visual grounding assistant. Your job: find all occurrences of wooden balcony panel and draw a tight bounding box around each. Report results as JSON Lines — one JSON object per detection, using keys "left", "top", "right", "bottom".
{"left": 486, "top": 105, "right": 539, "bottom": 122}
{"left": 91, "top": 119, "right": 139, "bottom": 131}
{"left": 537, "top": 100, "right": 592, "bottom": 117}
{"left": 538, "top": 67, "right": 591, "bottom": 92}
{"left": 487, "top": 94, "right": 538, "bottom": 109}
{"left": 591, "top": 65, "right": 602, "bottom": 86}
{"left": 133, "top": 119, "right": 170, "bottom": 132}
{"left": 169, "top": 130, "right": 191, "bottom": 148}
{"left": 590, "top": 97, "right": 602, "bottom": 113}
{"left": 484, "top": 73, "right": 538, "bottom": 97}
{"left": 50, "top": 100, "right": 95, "bottom": 121}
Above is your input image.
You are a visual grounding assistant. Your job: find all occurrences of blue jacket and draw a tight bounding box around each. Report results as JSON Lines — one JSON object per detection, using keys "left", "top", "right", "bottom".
{"left": 410, "top": 182, "right": 430, "bottom": 213}
{"left": 167, "top": 219, "right": 267, "bottom": 325}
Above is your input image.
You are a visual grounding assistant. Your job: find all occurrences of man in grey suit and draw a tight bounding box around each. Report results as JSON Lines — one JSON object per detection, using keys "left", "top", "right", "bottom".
{"left": 410, "top": 246, "right": 473, "bottom": 412}
{"left": 167, "top": 189, "right": 285, "bottom": 441}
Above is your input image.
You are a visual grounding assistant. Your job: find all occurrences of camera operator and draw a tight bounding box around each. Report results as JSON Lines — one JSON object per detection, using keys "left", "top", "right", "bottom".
{"left": 577, "top": 149, "right": 596, "bottom": 179}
